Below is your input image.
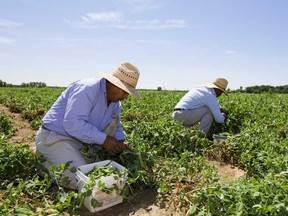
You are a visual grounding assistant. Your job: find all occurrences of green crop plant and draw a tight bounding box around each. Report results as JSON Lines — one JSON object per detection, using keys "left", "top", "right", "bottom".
{"left": 0, "top": 88, "right": 288, "bottom": 215}
{"left": 0, "top": 112, "right": 14, "bottom": 138}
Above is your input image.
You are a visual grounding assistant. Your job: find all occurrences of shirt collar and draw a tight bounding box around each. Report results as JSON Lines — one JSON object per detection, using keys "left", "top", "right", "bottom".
{"left": 206, "top": 86, "right": 216, "bottom": 96}
{"left": 100, "top": 78, "right": 120, "bottom": 107}
{"left": 100, "top": 78, "right": 106, "bottom": 93}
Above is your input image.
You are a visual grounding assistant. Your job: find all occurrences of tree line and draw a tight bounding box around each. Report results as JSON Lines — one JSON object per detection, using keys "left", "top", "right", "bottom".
{"left": 0, "top": 80, "right": 46, "bottom": 88}
{"left": 233, "top": 85, "right": 288, "bottom": 94}
{"left": 1, "top": 79, "right": 288, "bottom": 93}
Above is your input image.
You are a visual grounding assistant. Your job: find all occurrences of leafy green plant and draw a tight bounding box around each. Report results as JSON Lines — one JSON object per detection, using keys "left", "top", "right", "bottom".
{"left": 0, "top": 145, "right": 84, "bottom": 215}
{"left": 0, "top": 140, "right": 41, "bottom": 179}
{"left": 0, "top": 112, "right": 14, "bottom": 138}
{"left": 0, "top": 88, "right": 288, "bottom": 215}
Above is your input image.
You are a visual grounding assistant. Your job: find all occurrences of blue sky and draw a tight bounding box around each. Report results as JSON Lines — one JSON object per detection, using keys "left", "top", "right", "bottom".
{"left": 0, "top": 0, "right": 288, "bottom": 90}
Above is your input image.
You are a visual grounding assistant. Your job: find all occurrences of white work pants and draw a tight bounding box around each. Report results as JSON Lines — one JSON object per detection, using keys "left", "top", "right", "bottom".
{"left": 35, "top": 128, "right": 87, "bottom": 189}
{"left": 35, "top": 114, "right": 118, "bottom": 189}
{"left": 172, "top": 106, "right": 213, "bottom": 134}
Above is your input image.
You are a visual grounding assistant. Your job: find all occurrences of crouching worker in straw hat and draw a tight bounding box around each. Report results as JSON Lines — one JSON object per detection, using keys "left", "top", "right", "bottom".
{"left": 172, "top": 78, "right": 228, "bottom": 135}
{"left": 35, "top": 62, "right": 140, "bottom": 189}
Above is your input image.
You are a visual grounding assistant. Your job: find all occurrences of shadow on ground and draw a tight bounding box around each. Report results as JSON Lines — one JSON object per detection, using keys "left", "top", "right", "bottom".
{"left": 80, "top": 187, "right": 175, "bottom": 216}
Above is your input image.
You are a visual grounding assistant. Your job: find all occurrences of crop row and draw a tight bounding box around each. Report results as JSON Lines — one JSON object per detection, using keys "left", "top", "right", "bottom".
{"left": 0, "top": 87, "right": 287, "bottom": 215}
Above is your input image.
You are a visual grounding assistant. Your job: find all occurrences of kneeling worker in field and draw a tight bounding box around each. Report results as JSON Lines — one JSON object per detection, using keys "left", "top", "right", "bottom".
{"left": 172, "top": 78, "right": 228, "bottom": 135}
{"left": 35, "top": 62, "right": 140, "bottom": 189}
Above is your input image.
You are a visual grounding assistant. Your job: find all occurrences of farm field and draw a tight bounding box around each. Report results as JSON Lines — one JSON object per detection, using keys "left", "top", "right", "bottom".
{"left": 0, "top": 87, "right": 288, "bottom": 216}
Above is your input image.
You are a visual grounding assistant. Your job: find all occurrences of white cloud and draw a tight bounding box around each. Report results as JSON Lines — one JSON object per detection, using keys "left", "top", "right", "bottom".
{"left": 118, "top": 0, "right": 165, "bottom": 12}
{"left": 224, "top": 49, "right": 236, "bottom": 54}
{"left": 121, "top": 19, "right": 187, "bottom": 29}
{"left": 0, "top": 53, "right": 12, "bottom": 58}
{"left": 82, "top": 12, "right": 123, "bottom": 22}
{"left": 135, "top": 39, "right": 170, "bottom": 45}
{"left": 0, "top": 36, "right": 13, "bottom": 44}
{"left": 65, "top": 12, "right": 187, "bottom": 29}
{"left": 35, "top": 37, "right": 105, "bottom": 48}
{"left": 135, "top": 39, "right": 188, "bottom": 49}
{"left": 0, "top": 17, "right": 22, "bottom": 27}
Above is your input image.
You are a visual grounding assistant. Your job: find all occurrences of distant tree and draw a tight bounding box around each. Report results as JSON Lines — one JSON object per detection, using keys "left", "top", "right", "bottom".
{"left": 21, "top": 83, "right": 29, "bottom": 87}
{"left": 283, "top": 85, "right": 288, "bottom": 93}
{"left": 0, "top": 80, "right": 7, "bottom": 87}
{"left": 0, "top": 80, "right": 13, "bottom": 87}
{"left": 157, "top": 86, "right": 162, "bottom": 91}
{"left": 20, "top": 82, "right": 47, "bottom": 88}
{"left": 277, "top": 85, "right": 288, "bottom": 93}
{"left": 244, "top": 85, "right": 288, "bottom": 94}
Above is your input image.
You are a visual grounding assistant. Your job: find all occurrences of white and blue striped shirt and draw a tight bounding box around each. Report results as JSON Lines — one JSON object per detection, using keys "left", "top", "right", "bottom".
{"left": 174, "top": 86, "right": 225, "bottom": 123}
{"left": 42, "top": 78, "right": 124, "bottom": 145}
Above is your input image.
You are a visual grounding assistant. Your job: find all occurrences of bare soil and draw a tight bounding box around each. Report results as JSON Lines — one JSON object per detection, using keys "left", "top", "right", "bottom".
{"left": 207, "top": 160, "right": 245, "bottom": 183}
{"left": 1, "top": 104, "right": 245, "bottom": 215}
{"left": 0, "top": 105, "right": 36, "bottom": 151}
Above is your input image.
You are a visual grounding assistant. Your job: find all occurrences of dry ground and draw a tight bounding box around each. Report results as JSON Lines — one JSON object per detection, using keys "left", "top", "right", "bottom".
{"left": 0, "top": 104, "right": 245, "bottom": 216}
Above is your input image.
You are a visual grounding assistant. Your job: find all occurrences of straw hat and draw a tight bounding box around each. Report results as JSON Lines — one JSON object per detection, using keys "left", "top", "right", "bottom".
{"left": 206, "top": 78, "right": 228, "bottom": 94}
{"left": 101, "top": 62, "right": 140, "bottom": 98}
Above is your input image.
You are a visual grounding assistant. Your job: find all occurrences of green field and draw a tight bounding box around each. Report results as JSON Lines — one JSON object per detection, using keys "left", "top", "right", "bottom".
{"left": 0, "top": 87, "right": 287, "bottom": 215}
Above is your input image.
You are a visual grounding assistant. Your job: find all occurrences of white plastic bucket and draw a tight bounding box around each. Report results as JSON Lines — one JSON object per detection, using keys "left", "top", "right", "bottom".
{"left": 75, "top": 160, "right": 127, "bottom": 213}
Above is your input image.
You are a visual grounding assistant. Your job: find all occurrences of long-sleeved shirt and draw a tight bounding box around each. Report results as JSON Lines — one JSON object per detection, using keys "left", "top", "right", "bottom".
{"left": 42, "top": 78, "right": 125, "bottom": 145}
{"left": 174, "top": 86, "right": 225, "bottom": 123}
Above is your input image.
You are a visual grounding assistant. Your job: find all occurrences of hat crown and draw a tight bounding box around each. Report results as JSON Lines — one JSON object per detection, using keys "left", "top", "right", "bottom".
{"left": 113, "top": 62, "right": 140, "bottom": 88}
{"left": 212, "top": 78, "right": 228, "bottom": 91}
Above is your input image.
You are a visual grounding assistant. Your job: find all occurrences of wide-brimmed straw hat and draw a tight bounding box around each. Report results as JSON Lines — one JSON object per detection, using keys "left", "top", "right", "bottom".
{"left": 206, "top": 78, "right": 228, "bottom": 95}
{"left": 101, "top": 62, "right": 140, "bottom": 98}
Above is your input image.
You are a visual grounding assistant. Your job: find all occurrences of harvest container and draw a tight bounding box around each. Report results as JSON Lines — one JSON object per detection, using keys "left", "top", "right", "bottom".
{"left": 75, "top": 160, "right": 127, "bottom": 213}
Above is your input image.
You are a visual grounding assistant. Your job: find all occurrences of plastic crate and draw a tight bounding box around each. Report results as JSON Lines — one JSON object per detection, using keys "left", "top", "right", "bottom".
{"left": 75, "top": 160, "right": 127, "bottom": 213}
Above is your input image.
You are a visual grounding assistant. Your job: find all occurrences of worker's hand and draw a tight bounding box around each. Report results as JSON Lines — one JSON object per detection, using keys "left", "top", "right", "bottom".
{"left": 119, "top": 141, "right": 129, "bottom": 151}
{"left": 103, "top": 135, "right": 129, "bottom": 155}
